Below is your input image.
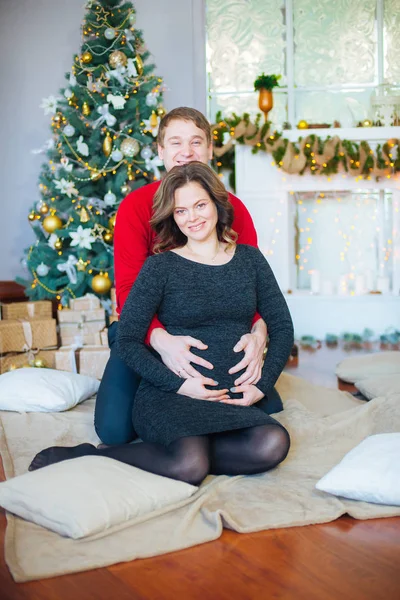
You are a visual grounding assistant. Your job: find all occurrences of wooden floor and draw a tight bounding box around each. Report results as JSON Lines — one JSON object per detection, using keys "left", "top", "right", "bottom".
{"left": 1, "top": 343, "right": 400, "bottom": 600}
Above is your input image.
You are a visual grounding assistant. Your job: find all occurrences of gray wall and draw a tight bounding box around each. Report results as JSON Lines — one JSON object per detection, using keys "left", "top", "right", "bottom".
{"left": 0, "top": 0, "right": 206, "bottom": 280}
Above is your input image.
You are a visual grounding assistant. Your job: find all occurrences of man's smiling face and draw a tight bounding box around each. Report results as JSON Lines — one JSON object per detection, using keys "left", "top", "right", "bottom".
{"left": 157, "top": 119, "right": 213, "bottom": 172}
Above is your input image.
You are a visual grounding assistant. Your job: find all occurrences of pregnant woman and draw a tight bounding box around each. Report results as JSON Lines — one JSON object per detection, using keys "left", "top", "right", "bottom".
{"left": 29, "top": 162, "right": 294, "bottom": 485}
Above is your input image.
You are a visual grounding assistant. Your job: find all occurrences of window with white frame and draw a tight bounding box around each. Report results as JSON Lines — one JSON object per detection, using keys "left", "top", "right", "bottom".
{"left": 206, "top": 0, "right": 400, "bottom": 128}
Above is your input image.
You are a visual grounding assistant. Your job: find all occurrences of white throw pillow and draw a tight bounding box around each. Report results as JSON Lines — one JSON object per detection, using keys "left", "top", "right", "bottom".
{"left": 355, "top": 374, "right": 400, "bottom": 400}
{"left": 316, "top": 433, "right": 400, "bottom": 506}
{"left": 0, "top": 456, "right": 198, "bottom": 539}
{"left": 0, "top": 368, "right": 99, "bottom": 412}
{"left": 335, "top": 352, "right": 400, "bottom": 383}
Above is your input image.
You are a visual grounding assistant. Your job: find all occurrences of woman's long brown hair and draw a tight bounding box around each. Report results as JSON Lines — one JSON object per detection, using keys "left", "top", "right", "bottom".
{"left": 150, "top": 162, "right": 238, "bottom": 254}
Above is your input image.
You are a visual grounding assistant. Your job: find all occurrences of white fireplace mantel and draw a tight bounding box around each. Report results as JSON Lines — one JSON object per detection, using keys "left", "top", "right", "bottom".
{"left": 235, "top": 127, "right": 400, "bottom": 337}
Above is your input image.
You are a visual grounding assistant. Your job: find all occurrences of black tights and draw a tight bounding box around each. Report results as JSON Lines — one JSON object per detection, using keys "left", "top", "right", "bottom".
{"left": 29, "top": 424, "right": 290, "bottom": 485}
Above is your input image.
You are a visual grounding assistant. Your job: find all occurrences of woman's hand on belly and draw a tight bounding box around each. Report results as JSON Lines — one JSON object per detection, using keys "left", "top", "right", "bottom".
{"left": 220, "top": 384, "right": 264, "bottom": 407}
{"left": 177, "top": 376, "right": 230, "bottom": 402}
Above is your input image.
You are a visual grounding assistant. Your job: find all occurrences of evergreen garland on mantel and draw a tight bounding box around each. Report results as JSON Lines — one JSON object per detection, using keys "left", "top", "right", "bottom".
{"left": 211, "top": 112, "right": 400, "bottom": 187}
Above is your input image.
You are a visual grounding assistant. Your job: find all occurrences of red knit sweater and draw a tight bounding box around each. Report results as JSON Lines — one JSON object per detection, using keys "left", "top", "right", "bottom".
{"left": 114, "top": 181, "right": 259, "bottom": 341}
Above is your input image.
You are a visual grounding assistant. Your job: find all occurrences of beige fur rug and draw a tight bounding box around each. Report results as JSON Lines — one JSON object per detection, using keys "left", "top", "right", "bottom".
{"left": 1, "top": 373, "right": 399, "bottom": 582}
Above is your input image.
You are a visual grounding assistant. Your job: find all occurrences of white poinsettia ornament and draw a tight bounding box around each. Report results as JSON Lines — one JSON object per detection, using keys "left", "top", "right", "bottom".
{"left": 47, "top": 233, "right": 59, "bottom": 249}
{"left": 60, "top": 157, "right": 73, "bottom": 172}
{"left": 69, "top": 225, "right": 96, "bottom": 250}
{"left": 54, "top": 178, "right": 78, "bottom": 197}
{"left": 40, "top": 95, "right": 59, "bottom": 115}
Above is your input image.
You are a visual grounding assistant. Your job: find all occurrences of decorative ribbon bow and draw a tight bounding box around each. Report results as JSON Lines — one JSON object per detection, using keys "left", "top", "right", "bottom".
{"left": 93, "top": 104, "right": 117, "bottom": 128}
{"left": 57, "top": 255, "right": 78, "bottom": 284}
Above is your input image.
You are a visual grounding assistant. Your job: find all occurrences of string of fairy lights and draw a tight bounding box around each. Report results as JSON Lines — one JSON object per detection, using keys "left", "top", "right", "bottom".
{"left": 293, "top": 190, "right": 395, "bottom": 295}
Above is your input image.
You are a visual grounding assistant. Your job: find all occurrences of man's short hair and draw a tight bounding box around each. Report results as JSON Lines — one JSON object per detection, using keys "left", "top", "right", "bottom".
{"left": 157, "top": 107, "right": 212, "bottom": 147}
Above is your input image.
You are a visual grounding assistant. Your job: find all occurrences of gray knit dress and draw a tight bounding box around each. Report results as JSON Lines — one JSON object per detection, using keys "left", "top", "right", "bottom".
{"left": 117, "top": 244, "right": 294, "bottom": 446}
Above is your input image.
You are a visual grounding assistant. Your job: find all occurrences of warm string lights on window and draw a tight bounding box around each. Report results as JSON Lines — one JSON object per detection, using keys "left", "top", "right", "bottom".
{"left": 294, "top": 190, "right": 395, "bottom": 295}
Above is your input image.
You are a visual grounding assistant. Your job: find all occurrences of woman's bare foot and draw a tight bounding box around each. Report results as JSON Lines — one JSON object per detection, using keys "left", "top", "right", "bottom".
{"left": 28, "top": 443, "right": 97, "bottom": 471}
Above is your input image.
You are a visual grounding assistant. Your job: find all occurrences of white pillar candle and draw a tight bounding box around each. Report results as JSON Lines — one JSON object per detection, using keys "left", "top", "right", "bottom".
{"left": 377, "top": 276, "right": 390, "bottom": 294}
{"left": 322, "top": 280, "right": 334, "bottom": 295}
{"left": 354, "top": 275, "right": 366, "bottom": 295}
{"left": 310, "top": 270, "right": 320, "bottom": 294}
{"left": 365, "top": 269, "right": 375, "bottom": 292}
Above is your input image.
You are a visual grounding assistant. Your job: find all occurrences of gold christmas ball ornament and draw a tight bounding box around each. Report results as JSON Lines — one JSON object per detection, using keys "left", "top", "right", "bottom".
{"left": 81, "top": 51, "right": 93, "bottom": 64}
{"left": 120, "top": 137, "right": 140, "bottom": 158}
{"left": 362, "top": 119, "right": 373, "bottom": 127}
{"left": 103, "top": 133, "right": 113, "bottom": 156}
{"left": 82, "top": 101, "right": 91, "bottom": 116}
{"left": 157, "top": 106, "right": 166, "bottom": 117}
{"left": 28, "top": 211, "right": 36, "bottom": 222}
{"left": 54, "top": 238, "right": 63, "bottom": 250}
{"left": 108, "top": 214, "right": 116, "bottom": 229}
{"left": 297, "top": 120, "right": 309, "bottom": 130}
{"left": 103, "top": 231, "right": 114, "bottom": 244}
{"left": 53, "top": 114, "right": 62, "bottom": 123}
{"left": 33, "top": 358, "right": 47, "bottom": 368}
{"left": 91, "top": 170, "right": 102, "bottom": 181}
{"left": 109, "top": 50, "right": 127, "bottom": 69}
{"left": 91, "top": 272, "right": 112, "bottom": 294}
{"left": 120, "top": 184, "right": 130, "bottom": 195}
{"left": 39, "top": 202, "right": 49, "bottom": 215}
{"left": 42, "top": 214, "right": 63, "bottom": 233}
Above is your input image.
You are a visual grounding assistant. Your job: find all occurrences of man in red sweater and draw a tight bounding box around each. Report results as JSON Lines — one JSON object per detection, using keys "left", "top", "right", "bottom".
{"left": 94, "top": 107, "right": 268, "bottom": 445}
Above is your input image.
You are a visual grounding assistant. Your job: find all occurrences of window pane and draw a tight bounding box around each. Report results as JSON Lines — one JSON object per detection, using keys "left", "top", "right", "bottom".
{"left": 206, "top": 0, "right": 286, "bottom": 94}
{"left": 294, "top": 0, "right": 377, "bottom": 86}
{"left": 384, "top": 0, "right": 400, "bottom": 84}
{"left": 295, "top": 89, "right": 374, "bottom": 126}
{"left": 295, "top": 190, "right": 394, "bottom": 294}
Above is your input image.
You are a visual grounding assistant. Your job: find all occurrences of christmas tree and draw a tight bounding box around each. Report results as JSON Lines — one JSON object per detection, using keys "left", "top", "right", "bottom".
{"left": 18, "top": 0, "right": 165, "bottom": 308}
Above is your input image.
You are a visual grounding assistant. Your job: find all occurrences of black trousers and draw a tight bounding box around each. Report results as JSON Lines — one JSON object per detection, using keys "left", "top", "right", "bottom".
{"left": 94, "top": 322, "right": 284, "bottom": 445}
{"left": 94, "top": 322, "right": 140, "bottom": 444}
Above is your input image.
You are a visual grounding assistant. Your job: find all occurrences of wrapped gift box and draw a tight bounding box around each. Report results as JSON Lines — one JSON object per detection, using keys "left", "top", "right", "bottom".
{"left": 59, "top": 323, "right": 104, "bottom": 347}
{"left": 100, "top": 328, "right": 108, "bottom": 346}
{"left": 79, "top": 345, "right": 110, "bottom": 380}
{"left": 0, "top": 318, "right": 57, "bottom": 354}
{"left": 69, "top": 293, "right": 101, "bottom": 311}
{"left": 111, "top": 288, "right": 117, "bottom": 315}
{"left": 57, "top": 308, "right": 105, "bottom": 324}
{"left": 58, "top": 307, "right": 106, "bottom": 347}
{"left": 55, "top": 345, "right": 110, "bottom": 380}
{"left": 54, "top": 346, "right": 81, "bottom": 373}
{"left": 1, "top": 300, "right": 52, "bottom": 321}
{"left": 0, "top": 349, "right": 57, "bottom": 374}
